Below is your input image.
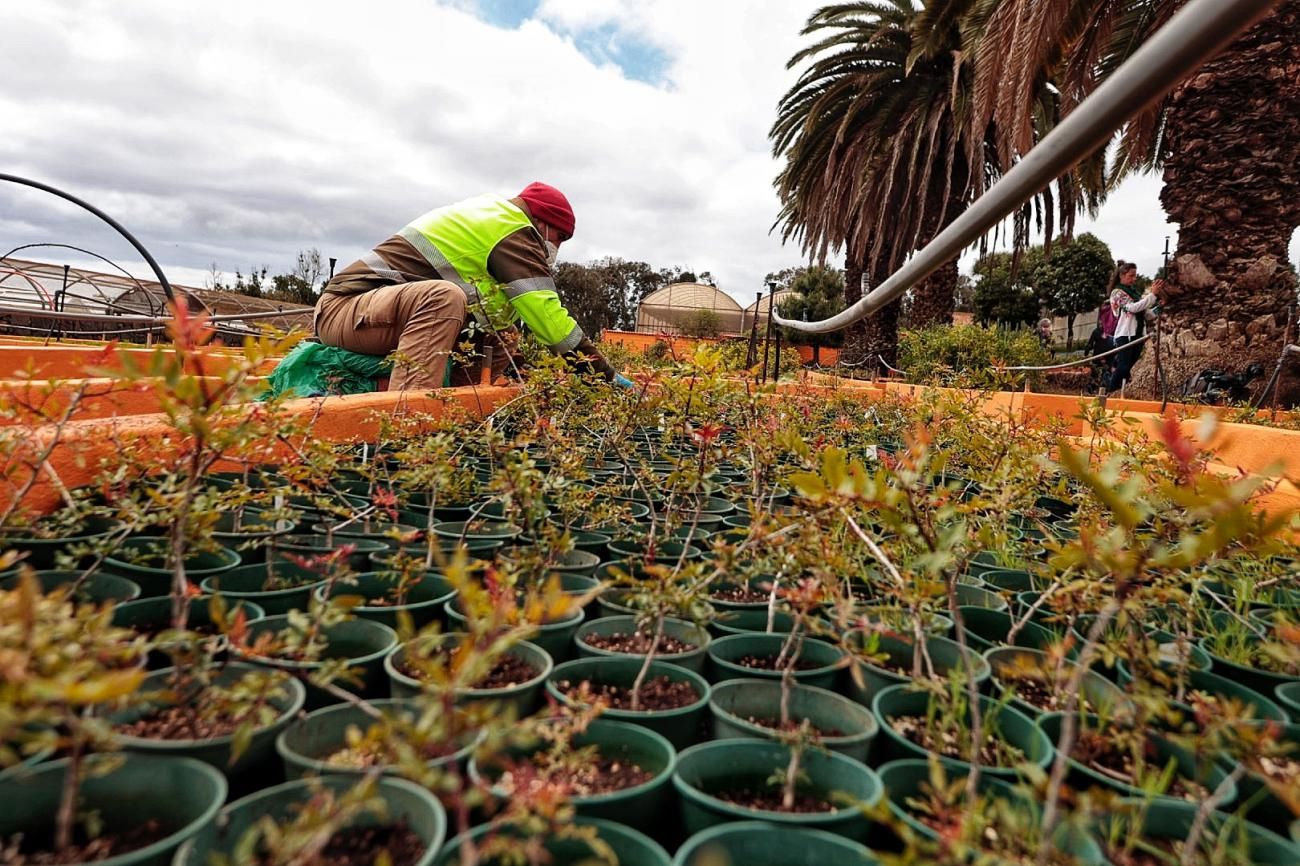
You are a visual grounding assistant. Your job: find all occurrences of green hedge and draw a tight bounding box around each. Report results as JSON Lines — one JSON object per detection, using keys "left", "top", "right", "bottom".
{"left": 898, "top": 325, "right": 1051, "bottom": 389}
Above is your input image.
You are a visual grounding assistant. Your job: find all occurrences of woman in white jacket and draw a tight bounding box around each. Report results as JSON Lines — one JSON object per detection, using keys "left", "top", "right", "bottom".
{"left": 1106, "top": 262, "right": 1164, "bottom": 391}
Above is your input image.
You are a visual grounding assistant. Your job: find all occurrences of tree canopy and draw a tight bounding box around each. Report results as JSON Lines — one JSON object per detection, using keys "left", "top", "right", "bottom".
{"left": 972, "top": 233, "right": 1115, "bottom": 330}
{"left": 778, "top": 266, "right": 846, "bottom": 352}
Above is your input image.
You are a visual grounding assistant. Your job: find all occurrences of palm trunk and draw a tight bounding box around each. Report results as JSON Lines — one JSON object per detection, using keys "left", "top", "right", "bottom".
{"left": 864, "top": 262, "right": 901, "bottom": 371}
{"left": 841, "top": 257, "right": 869, "bottom": 366}
{"left": 909, "top": 257, "right": 959, "bottom": 329}
{"left": 1130, "top": 0, "right": 1300, "bottom": 402}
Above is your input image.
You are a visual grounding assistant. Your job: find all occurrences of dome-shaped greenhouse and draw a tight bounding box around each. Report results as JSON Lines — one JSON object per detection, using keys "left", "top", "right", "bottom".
{"left": 635, "top": 282, "right": 745, "bottom": 335}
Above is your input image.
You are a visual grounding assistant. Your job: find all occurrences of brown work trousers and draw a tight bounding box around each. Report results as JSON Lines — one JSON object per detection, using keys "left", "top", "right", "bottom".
{"left": 314, "top": 280, "right": 511, "bottom": 390}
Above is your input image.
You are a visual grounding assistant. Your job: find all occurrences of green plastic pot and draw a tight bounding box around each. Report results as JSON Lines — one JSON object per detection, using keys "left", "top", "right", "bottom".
{"left": 575, "top": 615, "right": 711, "bottom": 674}
{"left": 1221, "top": 720, "right": 1300, "bottom": 834}
{"left": 708, "top": 633, "right": 846, "bottom": 691}
{"left": 0, "top": 754, "right": 224, "bottom": 866}
{"left": 234, "top": 615, "right": 398, "bottom": 709}
{"left": 199, "top": 561, "right": 326, "bottom": 616}
{"left": 0, "top": 729, "right": 55, "bottom": 783}
{"left": 1015, "top": 590, "right": 1057, "bottom": 622}
{"left": 707, "top": 577, "right": 777, "bottom": 611}
{"left": 1098, "top": 797, "right": 1300, "bottom": 865}
{"left": 212, "top": 509, "right": 297, "bottom": 562}
{"left": 673, "top": 738, "right": 883, "bottom": 841}
{"left": 872, "top": 683, "right": 1053, "bottom": 778}
{"left": 671, "top": 821, "right": 878, "bottom": 866}
{"left": 276, "top": 698, "right": 478, "bottom": 780}
{"left": 606, "top": 538, "right": 703, "bottom": 564}
{"left": 470, "top": 719, "right": 675, "bottom": 832}
{"left": 557, "top": 573, "right": 601, "bottom": 597}
{"left": 967, "top": 550, "right": 1008, "bottom": 574}
{"left": 1126, "top": 667, "right": 1289, "bottom": 723}
{"left": 546, "top": 657, "right": 711, "bottom": 749}
{"left": 1276, "top": 681, "right": 1300, "bottom": 722}
{"left": 445, "top": 597, "right": 582, "bottom": 662}
{"left": 111, "top": 663, "right": 305, "bottom": 778}
{"left": 976, "top": 567, "right": 1038, "bottom": 593}
{"left": 594, "top": 584, "right": 717, "bottom": 623}
{"left": 709, "top": 678, "right": 878, "bottom": 762}
{"left": 0, "top": 515, "right": 122, "bottom": 570}
{"left": 104, "top": 540, "right": 241, "bottom": 597}
{"left": 985, "top": 647, "right": 1131, "bottom": 719}
{"left": 877, "top": 759, "right": 1106, "bottom": 864}
{"left": 1038, "top": 712, "right": 1236, "bottom": 806}
{"left": 953, "top": 583, "right": 1009, "bottom": 612}
{"left": 957, "top": 605, "right": 1066, "bottom": 654}
{"left": 1, "top": 569, "right": 141, "bottom": 603}
{"left": 855, "top": 605, "right": 954, "bottom": 637}
{"left": 710, "top": 608, "right": 799, "bottom": 637}
{"left": 174, "top": 775, "right": 446, "bottom": 866}
{"left": 503, "top": 546, "right": 602, "bottom": 577}
{"left": 385, "top": 635, "right": 553, "bottom": 716}
{"left": 311, "top": 520, "right": 423, "bottom": 548}
{"left": 1199, "top": 616, "right": 1300, "bottom": 700}
{"left": 111, "top": 595, "right": 265, "bottom": 669}
{"left": 569, "top": 529, "right": 614, "bottom": 560}
{"left": 434, "top": 816, "right": 669, "bottom": 866}
{"left": 431, "top": 520, "right": 522, "bottom": 543}
{"left": 843, "top": 631, "right": 990, "bottom": 707}
{"left": 1110, "top": 630, "right": 1213, "bottom": 684}
{"left": 314, "top": 571, "right": 454, "bottom": 628}
{"left": 275, "top": 534, "right": 387, "bottom": 571}
{"left": 671, "top": 524, "right": 720, "bottom": 542}
{"left": 377, "top": 536, "right": 505, "bottom": 565}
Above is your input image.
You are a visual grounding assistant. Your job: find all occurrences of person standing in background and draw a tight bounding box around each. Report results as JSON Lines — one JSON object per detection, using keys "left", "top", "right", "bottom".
{"left": 1106, "top": 261, "right": 1163, "bottom": 391}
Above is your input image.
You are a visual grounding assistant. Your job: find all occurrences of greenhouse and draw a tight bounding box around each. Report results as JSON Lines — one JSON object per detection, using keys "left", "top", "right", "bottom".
{"left": 635, "top": 283, "right": 746, "bottom": 336}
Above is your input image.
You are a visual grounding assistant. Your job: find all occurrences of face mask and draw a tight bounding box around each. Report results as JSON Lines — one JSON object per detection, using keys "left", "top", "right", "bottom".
{"left": 543, "top": 239, "right": 559, "bottom": 269}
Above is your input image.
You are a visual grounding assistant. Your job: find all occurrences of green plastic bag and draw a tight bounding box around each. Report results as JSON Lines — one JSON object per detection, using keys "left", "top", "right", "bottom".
{"left": 260, "top": 341, "right": 392, "bottom": 400}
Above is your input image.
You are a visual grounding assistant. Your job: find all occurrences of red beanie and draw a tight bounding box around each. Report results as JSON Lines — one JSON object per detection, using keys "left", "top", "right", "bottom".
{"left": 517, "top": 182, "right": 575, "bottom": 240}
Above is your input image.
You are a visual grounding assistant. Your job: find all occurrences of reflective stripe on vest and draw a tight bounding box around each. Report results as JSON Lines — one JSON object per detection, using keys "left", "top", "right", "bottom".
{"left": 401, "top": 195, "right": 580, "bottom": 347}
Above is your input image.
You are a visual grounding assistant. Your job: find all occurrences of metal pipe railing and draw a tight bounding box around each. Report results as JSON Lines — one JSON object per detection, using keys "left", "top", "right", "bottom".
{"left": 0, "top": 304, "right": 310, "bottom": 325}
{"left": 773, "top": 0, "right": 1280, "bottom": 334}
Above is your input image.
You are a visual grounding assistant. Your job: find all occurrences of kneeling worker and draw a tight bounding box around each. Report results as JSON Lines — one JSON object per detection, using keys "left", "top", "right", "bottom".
{"left": 314, "top": 182, "right": 632, "bottom": 390}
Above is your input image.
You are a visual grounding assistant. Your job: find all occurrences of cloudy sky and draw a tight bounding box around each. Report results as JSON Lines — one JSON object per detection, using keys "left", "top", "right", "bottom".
{"left": 4, "top": 0, "right": 1295, "bottom": 305}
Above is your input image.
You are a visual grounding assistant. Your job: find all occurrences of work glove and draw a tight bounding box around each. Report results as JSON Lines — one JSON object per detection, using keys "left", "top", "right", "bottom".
{"left": 613, "top": 373, "right": 635, "bottom": 390}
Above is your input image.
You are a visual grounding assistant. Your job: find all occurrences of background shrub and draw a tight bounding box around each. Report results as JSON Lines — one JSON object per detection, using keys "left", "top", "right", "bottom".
{"left": 898, "top": 324, "right": 1051, "bottom": 389}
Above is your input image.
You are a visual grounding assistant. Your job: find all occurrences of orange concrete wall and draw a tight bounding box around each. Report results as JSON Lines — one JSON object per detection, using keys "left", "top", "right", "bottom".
{"left": 0, "top": 344, "right": 280, "bottom": 379}
{"left": 795, "top": 345, "right": 840, "bottom": 366}
{"left": 601, "top": 330, "right": 735, "bottom": 361}
{"left": 5, "top": 354, "right": 1299, "bottom": 519}
{"left": 2, "top": 385, "right": 517, "bottom": 516}
{"left": 602, "top": 330, "right": 836, "bottom": 366}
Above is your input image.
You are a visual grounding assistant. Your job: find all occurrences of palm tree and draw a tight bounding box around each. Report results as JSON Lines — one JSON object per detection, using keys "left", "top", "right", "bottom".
{"left": 771, "top": 2, "right": 1093, "bottom": 369}
{"left": 974, "top": 0, "right": 1300, "bottom": 400}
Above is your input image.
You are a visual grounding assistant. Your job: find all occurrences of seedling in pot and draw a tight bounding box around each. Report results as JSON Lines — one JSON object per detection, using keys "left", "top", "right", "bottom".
{"left": 768, "top": 718, "right": 819, "bottom": 812}
{"left": 0, "top": 573, "right": 149, "bottom": 861}
{"left": 888, "top": 678, "right": 1028, "bottom": 769}
{"left": 397, "top": 550, "right": 571, "bottom": 698}
{"left": 892, "top": 760, "right": 1094, "bottom": 866}
{"left": 207, "top": 774, "right": 425, "bottom": 866}
{"left": 488, "top": 700, "right": 657, "bottom": 801}
{"left": 109, "top": 588, "right": 296, "bottom": 766}
{"left": 602, "top": 559, "right": 712, "bottom": 711}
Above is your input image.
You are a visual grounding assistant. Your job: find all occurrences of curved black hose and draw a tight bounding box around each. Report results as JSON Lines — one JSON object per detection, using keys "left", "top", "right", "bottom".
{"left": 0, "top": 172, "right": 175, "bottom": 303}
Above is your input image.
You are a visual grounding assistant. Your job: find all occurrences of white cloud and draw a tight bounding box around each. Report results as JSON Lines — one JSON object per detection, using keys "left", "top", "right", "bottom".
{"left": 2, "top": 0, "right": 1292, "bottom": 314}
